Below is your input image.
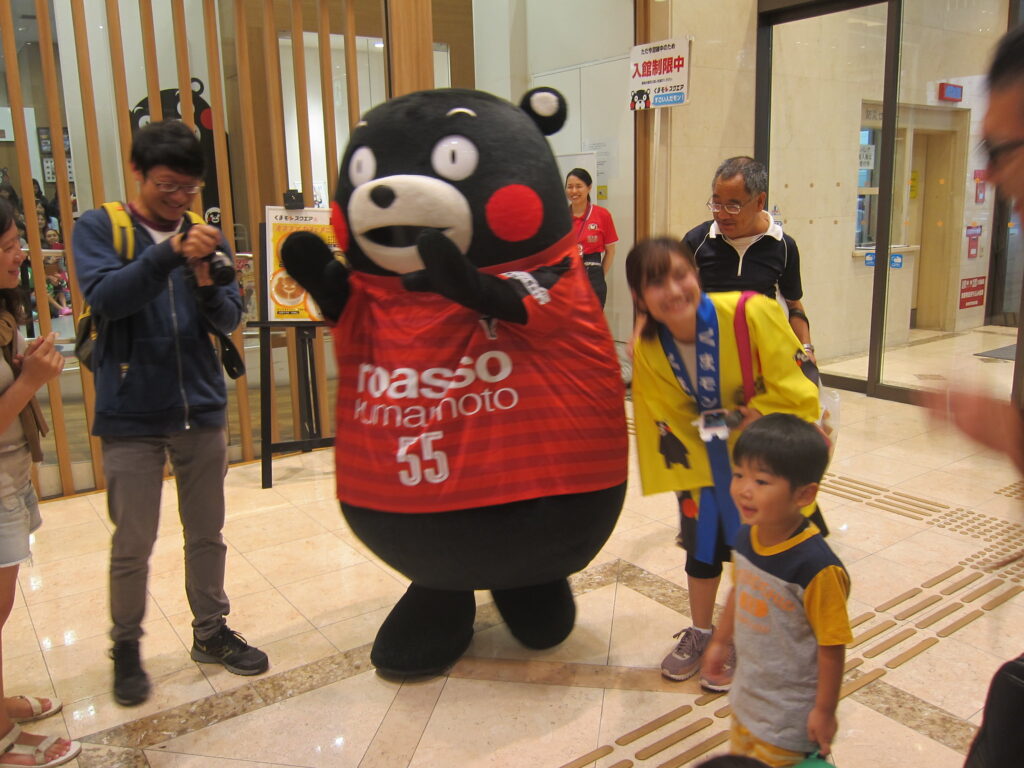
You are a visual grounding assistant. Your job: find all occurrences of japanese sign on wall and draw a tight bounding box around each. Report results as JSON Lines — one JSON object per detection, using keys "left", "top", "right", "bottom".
{"left": 264, "top": 206, "right": 338, "bottom": 323}
{"left": 959, "top": 276, "right": 986, "bottom": 309}
{"left": 628, "top": 38, "right": 691, "bottom": 110}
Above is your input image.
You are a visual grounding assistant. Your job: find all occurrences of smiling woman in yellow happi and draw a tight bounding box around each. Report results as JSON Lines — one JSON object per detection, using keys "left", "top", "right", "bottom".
{"left": 626, "top": 237, "right": 819, "bottom": 689}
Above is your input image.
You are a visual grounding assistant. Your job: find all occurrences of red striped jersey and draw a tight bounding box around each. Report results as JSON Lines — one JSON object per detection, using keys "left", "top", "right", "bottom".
{"left": 331, "top": 236, "right": 628, "bottom": 512}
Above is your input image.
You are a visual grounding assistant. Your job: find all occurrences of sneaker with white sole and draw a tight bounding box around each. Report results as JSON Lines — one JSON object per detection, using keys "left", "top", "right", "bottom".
{"left": 699, "top": 644, "right": 736, "bottom": 692}
{"left": 660, "top": 626, "right": 711, "bottom": 681}
{"left": 191, "top": 627, "right": 269, "bottom": 676}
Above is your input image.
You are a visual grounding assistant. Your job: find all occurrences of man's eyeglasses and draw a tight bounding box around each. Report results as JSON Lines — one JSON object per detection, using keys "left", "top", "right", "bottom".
{"left": 151, "top": 180, "right": 204, "bottom": 194}
{"left": 982, "top": 137, "right": 1024, "bottom": 171}
{"left": 706, "top": 197, "right": 752, "bottom": 215}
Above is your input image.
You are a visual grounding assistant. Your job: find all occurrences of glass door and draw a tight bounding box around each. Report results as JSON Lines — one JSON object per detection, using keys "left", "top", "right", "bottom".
{"left": 880, "top": 0, "right": 1012, "bottom": 399}
{"left": 767, "top": 3, "right": 889, "bottom": 385}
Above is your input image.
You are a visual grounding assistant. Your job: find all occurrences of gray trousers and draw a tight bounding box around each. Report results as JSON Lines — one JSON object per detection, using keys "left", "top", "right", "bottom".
{"left": 103, "top": 427, "right": 230, "bottom": 643}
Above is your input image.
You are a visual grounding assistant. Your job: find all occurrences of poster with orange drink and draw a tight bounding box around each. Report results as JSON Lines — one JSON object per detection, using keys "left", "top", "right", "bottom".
{"left": 264, "top": 206, "right": 339, "bottom": 322}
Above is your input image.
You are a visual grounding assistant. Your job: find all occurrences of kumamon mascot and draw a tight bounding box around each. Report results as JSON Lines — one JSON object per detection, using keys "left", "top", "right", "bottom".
{"left": 281, "top": 87, "right": 627, "bottom": 676}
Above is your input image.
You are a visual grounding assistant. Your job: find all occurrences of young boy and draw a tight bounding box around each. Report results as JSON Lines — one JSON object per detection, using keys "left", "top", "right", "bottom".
{"left": 702, "top": 413, "right": 851, "bottom": 766}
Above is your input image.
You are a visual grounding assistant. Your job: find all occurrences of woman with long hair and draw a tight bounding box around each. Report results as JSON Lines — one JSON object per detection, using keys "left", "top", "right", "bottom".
{"left": 0, "top": 197, "right": 79, "bottom": 767}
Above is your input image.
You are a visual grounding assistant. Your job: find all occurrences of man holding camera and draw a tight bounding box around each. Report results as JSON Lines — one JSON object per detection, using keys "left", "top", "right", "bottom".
{"left": 73, "top": 120, "right": 267, "bottom": 707}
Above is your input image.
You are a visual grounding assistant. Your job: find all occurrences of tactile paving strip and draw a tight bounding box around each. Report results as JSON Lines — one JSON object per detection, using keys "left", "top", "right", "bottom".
{"left": 823, "top": 473, "right": 1024, "bottom": 583}
{"left": 555, "top": 474, "right": 1024, "bottom": 766}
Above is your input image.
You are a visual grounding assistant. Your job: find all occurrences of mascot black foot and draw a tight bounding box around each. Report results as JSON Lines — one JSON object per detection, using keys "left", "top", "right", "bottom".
{"left": 492, "top": 580, "right": 576, "bottom": 650}
{"left": 282, "top": 87, "right": 627, "bottom": 677}
{"left": 371, "top": 585, "right": 475, "bottom": 677}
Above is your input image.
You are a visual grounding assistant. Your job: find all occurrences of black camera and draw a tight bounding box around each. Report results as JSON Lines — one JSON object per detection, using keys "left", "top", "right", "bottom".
{"left": 181, "top": 217, "right": 235, "bottom": 286}
{"left": 205, "top": 250, "right": 236, "bottom": 286}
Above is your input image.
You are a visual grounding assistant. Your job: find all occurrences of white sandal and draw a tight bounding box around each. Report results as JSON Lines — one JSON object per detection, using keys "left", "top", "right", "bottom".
{"left": 8, "top": 695, "right": 63, "bottom": 724}
{"left": 0, "top": 723, "right": 82, "bottom": 767}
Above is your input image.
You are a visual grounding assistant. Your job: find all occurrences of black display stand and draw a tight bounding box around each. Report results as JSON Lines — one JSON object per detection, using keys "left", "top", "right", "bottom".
{"left": 249, "top": 321, "right": 333, "bottom": 489}
{"left": 251, "top": 222, "right": 332, "bottom": 489}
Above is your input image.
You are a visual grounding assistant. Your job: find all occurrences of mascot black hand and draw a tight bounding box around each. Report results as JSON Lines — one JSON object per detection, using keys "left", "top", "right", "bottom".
{"left": 402, "top": 229, "right": 527, "bottom": 324}
{"left": 281, "top": 231, "right": 350, "bottom": 323}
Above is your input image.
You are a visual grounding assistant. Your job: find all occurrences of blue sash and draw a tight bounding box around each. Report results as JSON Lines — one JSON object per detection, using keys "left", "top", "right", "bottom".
{"left": 657, "top": 295, "right": 740, "bottom": 563}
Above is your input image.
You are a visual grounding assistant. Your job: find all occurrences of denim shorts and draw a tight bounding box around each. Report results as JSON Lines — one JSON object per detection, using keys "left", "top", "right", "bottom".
{"left": 0, "top": 483, "right": 42, "bottom": 567}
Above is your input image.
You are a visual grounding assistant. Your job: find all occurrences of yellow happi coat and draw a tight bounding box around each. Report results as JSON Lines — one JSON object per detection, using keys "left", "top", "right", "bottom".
{"left": 633, "top": 291, "right": 819, "bottom": 497}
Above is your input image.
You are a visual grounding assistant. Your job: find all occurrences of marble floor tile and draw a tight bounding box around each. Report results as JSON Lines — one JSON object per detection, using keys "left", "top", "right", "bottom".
{"left": 38, "top": 496, "right": 105, "bottom": 530}
{"left": 608, "top": 584, "right": 691, "bottom": 670}
{"left": 147, "top": 552, "right": 272, "bottom": 619}
{"left": 873, "top": 528, "right": 984, "bottom": 573}
{"left": 881, "top": 636, "right": 1006, "bottom": 720}
{"left": 29, "top": 585, "right": 153, "bottom": 651}
{"left": 221, "top": 505, "right": 328, "bottom": 553}
{"left": 468, "top": 582, "right": 616, "bottom": 665}
{"left": 27, "top": 518, "right": 111, "bottom": 564}
{"left": 5, "top": 605, "right": 45, "bottom": 659}
{"left": 242, "top": 532, "right": 366, "bottom": 586}
{"left": 151, "top": 669, "right": 400, "bottom": 767}
{"left": 197, "top": 628, "right": 338, "bottom": 693}
{"left": 599, "top": 519, "right": 683, "bottom": 576}
{"left": 319, "top": 606, "right": 392, "bottom": 653}
{"left": 826, "top": 502, "right": 928, "bottom": 555}
{"left": 147, "top": 755, "right": 296, "bottom": 768}
{"left": 165, "top": 586, "right": 315, "bottom": 650}
{"left": 64, "top": 666, "right": 216, "bottom": 741}
{"left": 276, "top": 561, "right": 406, "bottom": 629}
{"left": 410, "top": 677, "right": 604, "bottom": 768}
{"left": 43, "top": 617, "right": 190, "bottom": 704}
{"left": 831, "top": 699, "right": 966, "bottom": 767}
{"left": 829, "top": 452, "right": 934, "bottom": 485}
{"left": 18, "top": 549, "right": 111, "bottom": 605}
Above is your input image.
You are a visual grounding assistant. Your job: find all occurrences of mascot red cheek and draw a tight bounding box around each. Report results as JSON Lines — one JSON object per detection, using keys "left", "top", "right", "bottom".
{"left": 282, "top": 87, "right": 627, "bottom": 677}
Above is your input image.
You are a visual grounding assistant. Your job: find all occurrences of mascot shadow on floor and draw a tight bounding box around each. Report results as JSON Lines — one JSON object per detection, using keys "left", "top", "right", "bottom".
{"left": 281, "top": 87, "right": 627, "bottom": 677}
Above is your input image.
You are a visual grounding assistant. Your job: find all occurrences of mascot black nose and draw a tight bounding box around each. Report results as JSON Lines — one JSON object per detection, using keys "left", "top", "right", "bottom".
{"left": 370, "top": 185, "right": 396, "bottom": 209}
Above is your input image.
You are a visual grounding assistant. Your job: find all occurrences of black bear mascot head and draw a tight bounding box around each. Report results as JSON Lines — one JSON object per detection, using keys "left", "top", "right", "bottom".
{"left": 282, "top": 88, "right": 626, "bottom": 677}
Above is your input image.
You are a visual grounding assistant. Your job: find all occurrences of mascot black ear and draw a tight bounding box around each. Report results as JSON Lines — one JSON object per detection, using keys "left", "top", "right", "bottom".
{"left": 519, "top": 87, "right": 567, "bottom": 136}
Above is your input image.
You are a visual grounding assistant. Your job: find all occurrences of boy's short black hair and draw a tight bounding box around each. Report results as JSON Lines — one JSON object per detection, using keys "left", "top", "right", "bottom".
{"left": 130, "top": 119, "right": 204, "bottom": 178}
{"left": 695, "top": 756, "right": 770, "bottom": 768}
{"left": 732, "top": 413, "right": 829, "bottom": 489}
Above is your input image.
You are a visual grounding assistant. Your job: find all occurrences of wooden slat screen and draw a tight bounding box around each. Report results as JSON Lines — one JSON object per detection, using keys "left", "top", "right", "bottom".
{"left": 0, "top": 0, "right": 382, "bottom": 498}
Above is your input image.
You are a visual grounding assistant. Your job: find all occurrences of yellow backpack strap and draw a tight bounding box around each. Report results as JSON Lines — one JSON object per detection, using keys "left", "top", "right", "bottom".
{"left": 101, "top": 201, "right": 135, "bottom": 262}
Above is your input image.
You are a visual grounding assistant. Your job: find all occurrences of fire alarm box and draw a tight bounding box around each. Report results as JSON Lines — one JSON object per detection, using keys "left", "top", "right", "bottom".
{"left": 938, "top": 83, "right": 964, "bottom": 102}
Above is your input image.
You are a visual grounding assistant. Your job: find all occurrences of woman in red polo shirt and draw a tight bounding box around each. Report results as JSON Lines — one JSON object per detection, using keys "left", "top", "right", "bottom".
{"left": 566, "top": 168, "right": 618, "bottom": 308}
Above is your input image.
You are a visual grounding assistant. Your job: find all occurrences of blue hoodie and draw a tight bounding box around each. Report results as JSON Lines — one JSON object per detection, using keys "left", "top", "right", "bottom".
{"left": 72, "top": 207, "right": 242, "bottom": 436}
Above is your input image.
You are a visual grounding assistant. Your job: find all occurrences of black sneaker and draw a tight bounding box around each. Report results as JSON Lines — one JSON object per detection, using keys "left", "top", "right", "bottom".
{"left": 110, "top": 640, "right": 151, "bottom": 706}
{"left": 191, "top": 626, "right": 269, "bottom": 676}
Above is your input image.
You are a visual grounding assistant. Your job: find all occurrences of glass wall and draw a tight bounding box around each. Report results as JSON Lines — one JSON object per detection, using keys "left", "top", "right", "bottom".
{"left": 881, "top": 0, "right": 1011, "bottom": 397}
{"left": 765, "top": 0, "right": 1012, "bottom": 400}
{"left": 769, "top": 3, "right": 889, "bottom": 384}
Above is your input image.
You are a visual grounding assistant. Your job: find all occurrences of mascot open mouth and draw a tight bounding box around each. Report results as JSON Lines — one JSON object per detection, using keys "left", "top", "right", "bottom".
{"left": 364, "top": 225, "right": 447, "bottom": 248}
{"left": 348, "top": 174, "right": 473, "bottom": 274}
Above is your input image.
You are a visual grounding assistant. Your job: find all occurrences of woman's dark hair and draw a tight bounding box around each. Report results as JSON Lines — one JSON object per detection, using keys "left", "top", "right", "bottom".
{"left": 130, "top": 119, "right": 204, "bottom": 178}
{"left": 566, "top": 167, "right": 592, "bottom": 187}
{"left": 566, "top": 168, "right": 593, "bottom": 203}
{"left": 625, "top": 237, "right": 698, "bottom": 339}
{"left": 0, "top": 182, "right": 21, "bottom": 213}
{"left": 732, "top": 412, "right": 830, "bottom": 489}
{"left": 0, "top": 197, "right": 27, "bottom": 323}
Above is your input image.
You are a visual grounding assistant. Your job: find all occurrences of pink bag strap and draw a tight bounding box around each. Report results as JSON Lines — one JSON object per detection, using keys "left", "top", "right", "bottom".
{"left": 734, "top": 291, "right": 758, "bottom": 404}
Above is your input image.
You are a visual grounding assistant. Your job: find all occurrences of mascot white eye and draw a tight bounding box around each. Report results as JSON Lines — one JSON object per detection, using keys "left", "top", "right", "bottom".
{"left": 431, "top": 135, "right": 478, "bottom": 181}
{"left": 349, "top": 146, "right": 377, "bottom": 186}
